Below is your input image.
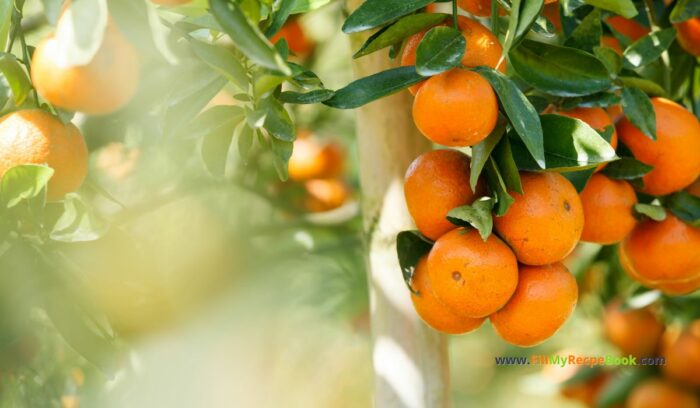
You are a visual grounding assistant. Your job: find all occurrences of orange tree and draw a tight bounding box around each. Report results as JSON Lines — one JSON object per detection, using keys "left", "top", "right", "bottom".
{"left": 0, "top": 0, "right": 698, "bottom": 406}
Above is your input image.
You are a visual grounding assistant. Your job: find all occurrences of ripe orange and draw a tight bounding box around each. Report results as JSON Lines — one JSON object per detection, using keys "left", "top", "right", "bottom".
{"left": 0, "top": 110, "right": 87, "bottom": 201}
{"left": 542, "top": 3, "right": 562, "bottom": 32}
{"left": 427, "top": 228, "right": 518, "bottom": 318}
{"left": 303, "top": 179, "right": 349, "bottom": 213}
{"left": 456, "top": 0, "right": 507, "bottom": 18}
{"left": 400, "top": 16, "right": 504, "bottom": 95}
{"left": 603, "top": 300, "right": 664, "bottom": 358}
{"left": 674, "top": 18, "right": 700, "bottom": 56}
{"left": 627, "top": 379, "right": 699, "bottom": 408}
{"left": 558, "top": 107, "right": 617, "bottom": 171}
{"left": 31, "top": 19, "right": 140, "bottom": 116}
{"left": 413, "top": 69, "right": 498, "bottom": 146}
{"left": 607, "top": 104, "right": 624, "bottom": 123}
{"left": 606, "top": 16, "right": 650, "bottom": 42}
{"left": 410, "top": 256, "right": 485, "bottom": 334}
{"left": 270, "top": 18, "right": 314, "bottom": 58}
{"left": 688, "top": 177, "right": 700, "bottom": 197}
{"left": 561, "top": 370, "right": 613, "bottom": 407}
{"left": 619, "top": 213, "right": 700, "bottom": 294}
{"left": 288, "top": 133, "right": 344, "bottom": 182}
{"left": 661, "top": 321, "right": 700, "bottom": 387}
{"left": 404, "top": 149, "right": 484, "bottom": 240}
{"left": 493, "top": 172, "right": 584, "bottom": 265}
{"left": 617, "top": 97, "right": 700, "bottom": 196}
{"left": 490, "top": 262, "right": 578, "bottom": 347}
{"left": 600, "top": 36, "right": 623, "bottom": 54}
{"left": 579, "top": 174, "right": 637, "bottom": 244}
{"left": 150, "top": 0, "right": 191, "bottom": 5}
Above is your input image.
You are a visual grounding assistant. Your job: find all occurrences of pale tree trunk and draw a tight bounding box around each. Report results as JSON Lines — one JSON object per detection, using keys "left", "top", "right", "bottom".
{"left": 345, "top": 2, "right": 450, "bottom": 407}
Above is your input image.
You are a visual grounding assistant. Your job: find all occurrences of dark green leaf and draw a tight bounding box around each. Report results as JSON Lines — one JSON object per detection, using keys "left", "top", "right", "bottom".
{"left": 584, "top": 0, "right": 637, "bottom": 19}
{"left": 470, "top": 116, "right": 507, "bottom": 191}
{"left": 563, "top": 167, "right": 596, "bottom": 192}
{"left": 623, "top": 28, "right": 676, "bottom": 69}
{"left": 262, "top": 98, "right": 295, "bottom": 141}
{"left": 354, "top": 13, "right": 448, "bottom": 58}
{"left": 493, "top": 136, "right": 523, "bottom": 194}
{"left": 670, "top": 0, "right": 700, "bottom": 23}
{"left": 1, "top": 165, "right": 54, "bottom": 208}
{"left": 188, "top": 38, "right": 248, "bottom": 90}
{"left": 396, "top": 230, "right": 433, "bottom": 292}
{"left": 634, "top": 203, "right": 667, "bottom": 221}
{"left": 511, "top": 114, "right": 618, "bottom": 171}
{"left": 342, "top": 0, "right": 433, "bottom": 34}
{"left": 594, "top": 46, "right": 623, "bottom": 75}
{"left": 209, "top": 0, "right": 291, "bottom": 75}
{"left": 265, "top": 0, "right": 297, "bottom": 37}
{"left": 617, "top": 76, "right": 666, "bottom": 96}
{"left": 446, "top": 198, "right": 495, "bottom": 241}
{"left": 509, "top": 40, "right": 613, "bottom": 96}
{"left": 324, "top": 66, "right": 424, "bottom": 109}
{"left": 50, "top": 194, "right": 109, "bottom": 242}
{"left": 474, "top": 66, "right": 545, "bottom": 168}
{"left": 621, "top": 87, "right": 656, "bottom": 140}
{"left": 415, "top": 26, "right": 466, "bottom": 76}
{"left": 601, "top": 157, "right": 653, "bottom": 180}
{"left": 565, "top": 8, "right": 602, "bottom": 52}
{"left": 560, "top": 92, "right": 621, "bottom": 110}
{"left": 666, "top": 192, "right": 700, "bottom": 227}
{"left": 485, "top": 158, "right": 515, "bottom": 216}
{"left": 504, "top": 0, "right": 545, "bottom": 51}
{"left": 278, "top": 89, "right": 336, "bottom": 104}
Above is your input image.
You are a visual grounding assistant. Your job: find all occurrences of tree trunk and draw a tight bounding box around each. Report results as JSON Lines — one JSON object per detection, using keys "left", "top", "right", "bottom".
{"left": 345, "top": 2, "right": 450, "bottom": 407}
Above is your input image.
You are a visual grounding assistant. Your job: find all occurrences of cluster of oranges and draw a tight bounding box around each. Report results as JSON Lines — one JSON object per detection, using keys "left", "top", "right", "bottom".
{"left": 560, "top": 302, "right": 700, "bottom": 408}
{"left": 287, "top": 131, "right": 350, "bottom": 213}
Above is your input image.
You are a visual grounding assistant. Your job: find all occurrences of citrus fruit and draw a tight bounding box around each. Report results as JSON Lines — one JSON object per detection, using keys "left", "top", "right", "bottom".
{"left": 617, "top": 97, "right": 700, "bottom": 196}
{"left": 493, "top": 172, "right": 584, "bottom": 265}
{"left": 271, "top": 17, "right": 314, "bottom": 58}
{"left": 675, "top": 17, "right": 700, "bottom": 56}
{"left": 413, "top": 69, "right": 498, "bottom": 146}
{"left": 603, "top": 300, "right": 664, "bottom": 358}
{"left": 579, "top": 174, "right": 637, "bottom": 244}
{"left": 661, "top": 321, "right": 700, "bottom": 387}
{"left": 490, "top": 262, "right": 578, "bottom": 347}
{"left": 404, "top": 149, "right": 484, "bottom": 240}
{"left": 606, "top": 16, "right": 649, "bottom": 41}
{"left": 31, "top": 18, "right": 140, "bottom": 115}
{"left": 0, "top": 109, "right": 87, "bottom": 201}
{"left": 288, "top": 133, "right": 344, "bottom": 181}
{"left": 411, "top": 256, "right": 485, "bottom": 334}
{"left": 303, "top": 179, "right": 349, "bottom": 213}
{"left": 688, "top": 177, "right": 700, "bottom": 197}
{"left": 427, "top": 228, "right": 518, "bottom": 318}
{"left": 627, "top": 379, "right": 699, "bottom": 408}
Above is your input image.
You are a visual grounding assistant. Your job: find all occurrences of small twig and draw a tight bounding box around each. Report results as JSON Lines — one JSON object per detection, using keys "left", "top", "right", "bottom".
{"left": 642, "top": 0, "right": 671, "bottom": 93}
{"left": 451, "top": 0, "right": 459, "bottom": 28}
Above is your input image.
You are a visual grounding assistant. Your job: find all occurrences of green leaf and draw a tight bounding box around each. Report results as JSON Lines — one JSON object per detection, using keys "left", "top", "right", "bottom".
{"left": 50, "top": 194, "right": 109, "bottom": 242}
{"left": 634, "top": 203, "right": 667, "bottom": 221}
{"left": 396, "top": 230, "right": 433, "bottom": 292}
{"left": 564, "top": 8, "right": 602, "bottom": 53}
{"left": 278, "top": 89, "right": 335, "bottom": 104}
{"left": 666, "top": 192, "right": 700, "bottom": 227}
{"left": 415, "top": 26, "right": 466, "bottom": 76}
{"left": 670, "top": 0, "right": 700, "bottom": 23}
{"left": 237, "top": 124, "right": 255, "bottom": 157}
{"left": 446, "top": 198, "right": 495, "bottom": 241}
{"left": 188, "top": 38, "right": 248, "bottom": 90}
{"left": 623, "top": 28, "right": 676, "bottom": 69}
{"left": 199, "top": 109, "right": 243, "bottom": 177}
{"left": 0, "top": 2, "right": 13, "bottom": 63}
{"left": 342, "top": 0, "right": 433, "bottom": 34}
{"left": 291, "top": 0, "right": 333, "bottom": 13}
{"left": 271, "top": 137, "right": 293, "bottom": 180}
{"left": 583, "top": 0, "right": 637, "bottom": 19}
{"left": 560, "top": 92, "right": 621, "bottom": 110}
{"left": 594, "top": 46, "right": 623, "bottom": 75}
{"left": 209, "top": 0, "right": 291, "bottom": 75}
{"left": 1, "top": 165, "right": 54, "bottom": 209}
{"left": 265, "top": 0, "right": 297, "bottom": 37}
{"left": 52, "top": 0, "right": 109, "bottom": 66}
{"left": 509, "top": 40, "right": 613, "bottom": 96}
{"left": 324, "top": 66, "right": 424, "bottom": 109}
{"left": 621, "top": 87, "right": 656, "bottom": 140}
{"left": 493, "top": 136, "right": 523, "bottom": 194}
{"left": 474, "top": 67, "right": 545, "bottom": 169}
{"left": 504, "top": 0, "right": 545, "bottom": 51}
{"left": 470, "top": 116, "right": 507, "bottom": 191}
{"left": 354, "top": 13, "right": 448, "bottom": 58}
{"left": 563, "top": 167, "right": 596, "bottom": 192}
{"left": 0, "top": 53, "right": 31, "bottom": 105}
{"left": 617, "top": 76, "right": 666, "bottom": 97}
{"left": 485, "top": 158, "right": 515, "bottom": 216}
{"left": 262, "top": 98, "right": 295, "bottom": 141}
{"left": 511, "top": 114, "right": 618, "bottom": 171}
{"left": 164, "top": 72, "right": 227, "bottom": 137}
{"left": 601, "top": 157, "right": 653, "bottom": 180}
{"left": 596, "top": 369, "right": 653, "bottom": 408}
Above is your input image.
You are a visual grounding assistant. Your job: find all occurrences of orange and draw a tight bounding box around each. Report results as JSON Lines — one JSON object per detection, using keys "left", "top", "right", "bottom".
{"left": 456, "top": 0, "right": 508, "bottom": 17}
{"left": 676, "top": 18, "right": 700, "bottom": 56}
{"left": 425, "top": 3, "right": 439, "bottom": 13}
{"left": 493, "top": 172, "right": 584, "bottom": 265}
{"left": 404, "top": 149, "right": 484, "bottom": 240}
{"left": 271, "top": 17, "right": 314, "bottom": 58}
{"left": 603, "top": 300, "right": 664, "bottom": 358}
{"left": 607, "top": 104, "right": 624, "bottom": 123}
{"left": 561, "top": 371, "right": 614, "bottom": 407}
{"left": 31, "top": 19, "right": 140, "bottom": 116}
{"left": 619, "top": 213, "right": 700, "bottom": 294}
{"left": 617, "top": 97, "right": 700, "bottom": 196}
{"left": 627, "top": 379, "right": 699, "bottom": 408}
{"left": 303, "top": 179, "right": 349, "bottom": 213}
{"left": 542, "top": 3, "right": 562, "bottom": 32}
{"left": 0, "top": 110, "right": 87, "bottom": 201}
{"left": 427, "top": 228, "right": 518, "bottom": 318}
{"left": 600, "top": 36, "right": 623, "bottom": 53}
{"left": 288, "top": 133, "right": 344, "bottom": 181}
{"left": 661, "top": 321, "right": 700, "bottom": 387}
{"left": 413, "top": 69, "right": 498, "bottom": 146}
{"left": 606, "top": 16, "right": 650, "bottom": 42}
{"left": 400, "top": 16, "right": 504, "bottom": 95}
{"left": 688, "top": 177, "right": 700, "bottom": 197}
{"left": 490, "top": 263, "right": 578, "bottom": 347}
{"left": 150, "top": 0, "right": 190, "bottom": 5}
{"left": 579, "top": 174, "right": 637, "bottom": 244}
{"left": 558, "top": 107, "right": 617, "bottom": 171}
{"left": 410, "top": 256, "right": 485, "bottom": 334}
